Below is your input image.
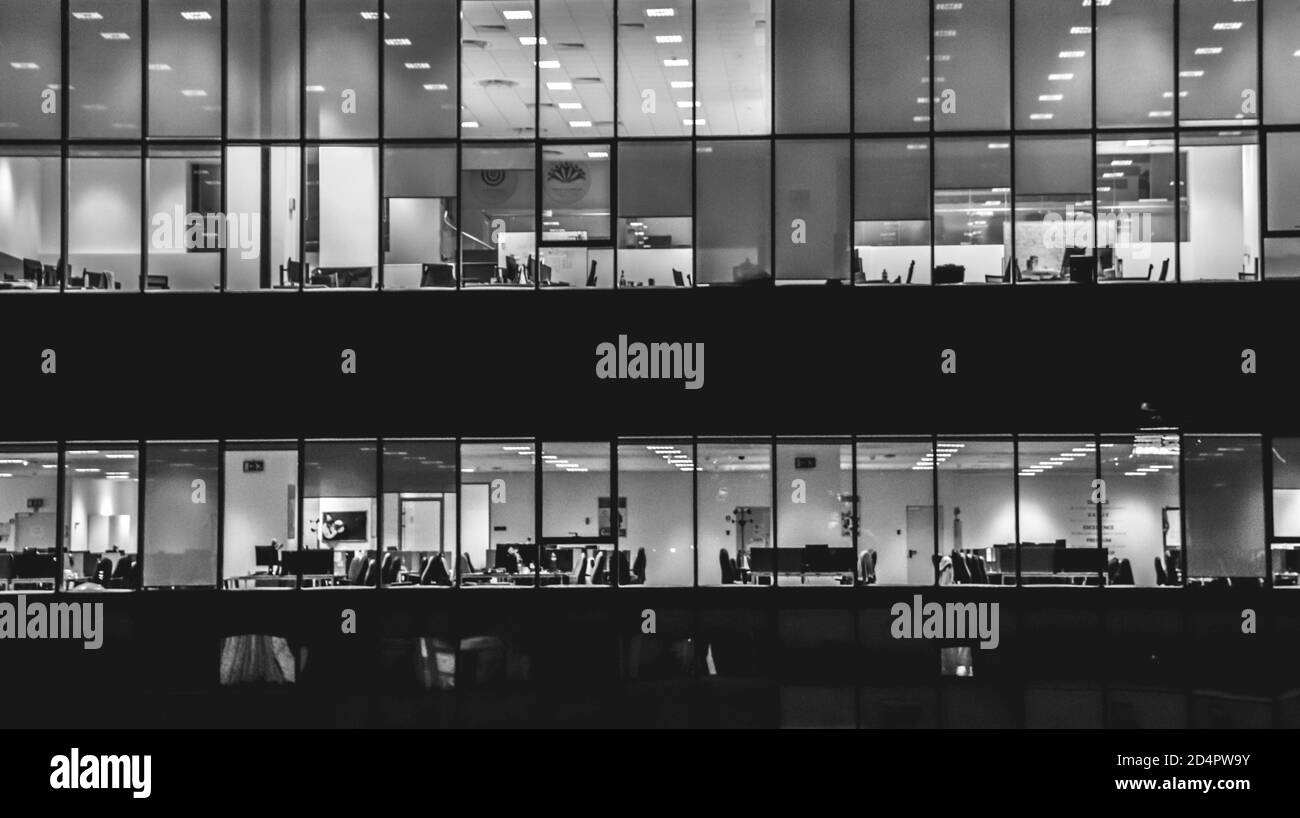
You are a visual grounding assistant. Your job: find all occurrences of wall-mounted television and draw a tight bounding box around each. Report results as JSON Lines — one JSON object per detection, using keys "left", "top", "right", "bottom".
{"left": 321, "top": 510, "right": 368, "bottom": 543}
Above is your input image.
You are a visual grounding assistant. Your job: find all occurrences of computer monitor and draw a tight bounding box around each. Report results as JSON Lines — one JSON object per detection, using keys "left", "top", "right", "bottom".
{"left": 281, "top": 549, "right": 336, "bottom": 576}
{"left": 495, "top": 543, "right": 539, "bottom": 572}
{"left": 1058, "top": 547, "right": 1106, "bottom": 574}
{"left": 802, "top": 544, "right": 831, "bottom": 572}
{"left": 14, "top": 552, "right": 57, "bottom": 579}
{"left": 420, "top": 263, "right": 455, "bottom": 288}
{"left": 748, "top": 546, "right": 774, "bottom": 573}
{"left": 538, "top": 262, "right": 552, "bottom": 285}
{"left": 334, "top": 267, "right": 372, "bottom": 288}
{"left": 255, "top": 545, "right": 280, "bottom": 570}
{"left": 542, "top": 546, "right": 575, "bottom": 572}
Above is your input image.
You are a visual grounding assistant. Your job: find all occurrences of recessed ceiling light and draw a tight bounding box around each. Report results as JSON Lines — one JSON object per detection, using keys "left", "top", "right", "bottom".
{"left": 1179, "top": 69, "right": 1204, "bottom": 77}
{"left": 645, "top": 8, "right": 675, "bottom": 17}
{"left": 538, "top": 59, "right": 561, "bottom": 69}
{"left": 422, "top": 83, "right": 448, "bottom": 91}
{"left": 1029, "top": 112, "right": 1053, "bottom": 120}
{"left": 656, "top": 34, "right": 682, "bottom": 43}
{"left": 1213, "top": 22, "right": 1243, "bottom": 30}
{"left": 670, "top": 80, "right": 693, "bottom": 89}
{"left": 461, "top": 121, "right": 479, "bottom": 128}
{"left": 587, "top": 151, "right": 608, "bottom": 159}
{"left": 404, "top": 62, "right": 431, "bottom": 69}
{"left": 360, "top": 11, "right": 390, "bottom": 20}
{"left": 519, "top": 36, "right": 547, "bottom": 45}
{"left": 1038, "top": 94, "right": 1063, "bottom": 102}
{"left": 1195, "top": 46, "right": 1223, "bottom": 55}
{"left": 181, "top": 89, "right": 207, "bottom": 97}
{"left": 683, "top": 118, "right": 704, "bottom": 126}
{"left": 1070, "top": 26, "right": 1092, "bottom": 34}
{"left": 72, "top": 11, "right": 104, "bottom": 20}
{"left": 503, "top": 9, "right": 532, "bottom": 19}
{"left": 305, "top": 84, "right": 325, "bottom": 92}
{"left": 547, "top": 81, "right": 572, "bottom": 90}
{"left": 1058, "top": 50, "right": 1085, "bottom": 58}
{"left": 1048, "top": 73, "right": 1074, "bottom": 81}
{"left": 568, "top": 120, "right": 592, "bottom": 127}
{"left": 558, "top": 101, "right": 583, "bottom": 109}
{"left": 385, "top": 38, "right": 411, "bottom": 46}
{"left": 100, "top": 32, "right": 130, "bottom": 40}
{"left": 675, "top": 100, "right": 700, "bottom": 108}
{"left": 148, "top": 63, "right": 172, "bottom": 71}
{"left": 663, "top": 58, "right": 688, "bottom": 67}
{"left": 10, "top": 62, "right": 39, "bottom": 70}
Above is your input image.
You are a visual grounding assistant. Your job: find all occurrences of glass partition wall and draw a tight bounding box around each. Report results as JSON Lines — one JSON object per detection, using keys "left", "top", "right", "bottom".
{"left": 5, "top": 1, "right": 1296, "bottom": 288}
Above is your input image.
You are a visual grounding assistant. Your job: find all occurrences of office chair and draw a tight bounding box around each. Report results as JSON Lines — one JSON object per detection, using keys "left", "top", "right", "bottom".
{"left": 906, "top": 260, "right": 915, "bottom": 284}
{"left": 576, "top": 552, "right": 591, "bottom": 585}
{"left": 458, "top": 553, "right": 474, "bottom": 577}
{"left": 969, "top": 554, "right": 988, "bottom": 584}
{"left": 1145, "top": 263, "right": 1154, "bottom": 280}
{"left": 631, "top": 548, "right": 647, "bottom": 584}
{"left": 1154, "top": 556, "right": 1168, "bottom": 586}
{"left": 0, "top": 553, "right": 13, "bottom": 586}
{"left": 421, "top": 554, "right": 452, "bottom": 586}
{"left": 1118, "top": 558, "right": 1134, "bottom": 586}
{"left": 719, "top": 549, "right": 736, "bottom": 585}
{"left": 420, "top": 263, "right": 456, "bottom": 288}
{"left": 381, "top": 552, "right": 402, "bottom": 585}
{"left": 951, "top": 550, "right": 971, "bottom": 583}
{"left": 586, "top": 259, "right": 598, "bottom": 287}
{"left": 858, "top": 549, "right": 877, "bottom": 585}
{"left": 672, "top": 268, "right": 685, "bottom": 287}
{"left": 22, "top": 258, "right": 42, "bottom": 281}
{"left": 1158, "top": 258, "right": 1170, "bottom": 282}
{"left": 934, "top": 264, "right": 965, "bottom": 285}
{"left": 506, "top": 255, "right": 521, "bottom": 284}
{"left": 111, "top": 554, "right": 134, "bottom": 588}
{"left": 362, "top": 556, "right": 379, "bottom": 585}
{"left": 345, "top": 553, "right": 365, "bottom": 585}
{"left": 280, "top": 258, "right": 303, "bottom": 286}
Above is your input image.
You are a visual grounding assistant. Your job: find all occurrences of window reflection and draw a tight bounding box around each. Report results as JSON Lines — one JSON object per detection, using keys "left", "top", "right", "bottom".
{"left": 63, "top": 443, "right": 140, "bottom": 592}
{"left": 459, "top": 440, "right": 536, "bottom": 587}
{"left": 460, "top": 144, "right": 535, "bottom": 287}
{"left": 0, "top": 444, "right": 59, "bottom": 592}
{"left": 698, "top": 440, "right": 771, "bottom": 586}
{"left": 0, "top": 148, "right": 62, "bottom": 290}
{"left": 1095, "top": 134, "right": 1178, "bottom": 283}
{"left": 618, "top": 141, "right": 692, "bottom": 287}
{"left": 933, "top": 139, "right": 1010, "bottom": 284}
{"left": 0, "top": 0, "right": 61, "bottom": 139}
{"left": 696, "top": 0, "right": 770, "bottom": 136}
{"left": 461, "top": 1, "right": 536, "bottom": 139}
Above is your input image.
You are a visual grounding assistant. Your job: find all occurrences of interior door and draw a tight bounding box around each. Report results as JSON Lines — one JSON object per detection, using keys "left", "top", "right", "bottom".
{"left": 401, "top": 498, "right": 443, "bottom": 552}
{"left": 906, "top": 505, "right": 940, "bottom": 586}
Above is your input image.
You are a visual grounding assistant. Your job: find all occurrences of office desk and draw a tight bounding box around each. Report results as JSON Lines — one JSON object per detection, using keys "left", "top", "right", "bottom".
{"left": 223, "top": 573, "right": 339, "bottom": 589}
{"left": 746, "top": 571, "right": 852, "bottom": 586}
{"left": 461, "top": 572, "right": 570, "bottom": 586}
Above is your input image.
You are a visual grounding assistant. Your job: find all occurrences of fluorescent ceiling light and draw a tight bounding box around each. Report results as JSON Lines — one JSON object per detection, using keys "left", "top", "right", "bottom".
{"left": 1038, "top": 94, "right": 1063, "bottom": 102}
{"left": 568, "top": 120, "right": 593, "bottom": 127}
{"left": 180, "top": 11, "right": 212, "bottom": 20}
{"left": 360, "top": 11, "right": 390, "bottom": 20}
{"left": 1195, "top": 47, "right": 1223, "bottom": 55}
{"left": 1048, "top": 73, "right": 1074, "bottom": 81}
{"left": 935, "top": 30, "right": 956, "bottom": 37}
{"left": 148, "top": 63, "right": 172, "bottom": 71}
{"left": 1148, "top": 110, "right": 1172, "bottom": 118}
{"left": 503, "top": 9, "right": 533, "bottom": 19}
{"left": 385, "top": 38, "right": 412, "bottom": 46}
{"left": 1070, "top": 26, "right": 1091, "bottom": 34}
{"left": 663, "top": 58, "right": 689, "bottom": 67}
{"left": 1058, "top": 50, "right": 1085, "bottom": 58}
{"left": 645, "top": 8, "right": 675, "bottom": 17}
{"left": 423, "top": 83, "right": 448, "bottom": 91}
{"left": 558, "top": 101, "right": 582, "bottom": 109}
{"left": 305, "top": 84, "right": 325, "bottom": 92}
{"left": 906, "top": 143, "right": 927, "bottom": 150}
{"left": 1110, "top": 159, "right": 1132, "bottom": 166}
{"left": 10, "top": 62, "right": 39, "bottom": 70}
{"left": 461, "top": 121, "right": 479, "bottom": 128}
{"left": 519, "top": 36, "right": 547, "bottom": 45}
{"left": 181, "top": 89, "right": 207, "bottom": 97}
{"left": 105, "top": 453, "right": 135, "bottom": 459}
{"left": 404, "top": 62, "right": 431, "bottom": 69}
{"left": 587, "top": 151, "right": 608, "bottom": 158}
{"left": 1213, "top": 22, "right": 1243, "bottom": 30}
{"left": 1102, "top": 171, "right": 1124, "bottom": 178}
{"left": 683, "top": 118, "right": 704, "bottom": 126}
{"left": 670, "top": 80, "right": 693, "bottom": 89}
{"left": 1029, "top": 112, "right": 1053, "bottom": 120}
{"left": 75, "top": 468, "right": 101, "bottom": 473}
{"left": 538, "top": 59, "right": 561, "bottom": 69}
{"left": 656, "top": 35, "right": 683, "bottom": 43}
{"left": 676, "top": 100, "right": 700, "bottom": 108}
{"left": 987, "top": 142, "right": 1009, "bottom": 149}
{"left": 936, "top": 2, "right": 963, "bottom": 9}
{"left": 547, "top": 81, "right": 572, "bottom": 90}
{"left": 913, "top": 115, "right": 930, "bottom": 122}
{"left": 1179, "top": 69, "right": 1204, "bottom": 78}
{"left": 100, "top": 32, "right": 130, "bottom": 39}
{"left": 72, "top": 12, "right": 104, "bottom": 20}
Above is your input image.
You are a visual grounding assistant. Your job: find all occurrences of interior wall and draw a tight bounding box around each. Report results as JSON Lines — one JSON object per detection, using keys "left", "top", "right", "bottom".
{"left": 0, "top": 477, "right": 58, "bottom": 550}
{"left": 318, "top": 146, "right": 379, "bottom": 269}
{"left": 66, "top": 478, "right": 138, "bottom": 553}
{"left": 698, "top": 468, "right": 771, "bottom": 584}
{"left": 222, "top": 450, "right": 297, "bottom": 579}
{"left": 143, "top": 460, "right": 218, "bottom": 586}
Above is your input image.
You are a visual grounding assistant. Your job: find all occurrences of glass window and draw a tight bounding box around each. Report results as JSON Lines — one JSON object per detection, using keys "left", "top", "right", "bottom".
{"left": 618, "top": 140, "right": 692, "bottom": 288}
{"left": 1014, "top": 135, "right": 1093, "bottom": 284}
{"left": 459, "top": 440, "right": 536, "bottom": 587}
{"left": 0, "top": 148, "right": 62, "bottom": 290}
{"left": 306, "top": 145, "right": 378, "bottom": 288}
{"left": 1097, "top": 0, "right": 1174, "bottom": 129}
{"left": 69, "top": 146, "right": 141, "bottom": 291}
{"left": 696, "top": 140, "right": 771, "bottom": 285}
{"left": 303, "top": 440, "right": 378, "bottom": 588}
{"left": 383, "top": 146, "right": 457, "bottom": 289}
{"left": 617, "top": 439, "right": 694, "bottom": 586}
{"left": 1263, "top": 0, "right": 1300, "bottom": 124}
{"left": 775, "top": 140, "right": 849, "bottom": 283}
{"left": 775, "top": 440, "right": 854, "bottom": 586}
{"left": 855, "top": 439, "right": 935, "bottom": 586}
{"left": 305, "top": 0, "right": 379, "bottom": 139}
{"left": 1095, "top": 133, "right": 1178, "bottom": 283}
{"left": 147, "top": 146, "right": 222, "bottom": 291}
{"left": 0, "top": 445, "right": 58, "bottom": 592}
{"left": 143, "top": 441, "right": 218, "bottom": 588}
{"left": 63, "top": 443, "right": 140, "bottom": 592}
{"left": 853, "top": 0, "right": 930, "bottom": 133}
{"left": 1014, "top": 0, "right": 1092, "bottom": 130}
{"left": 222, "top": 441, "right": 299, "bottom": 588}
{"left": 227, "top": 0, "right": 300, "bottom": 139}
{"left": 385, "top": 0, "right": 458, "bottom": 139}
{"left": 854, "top": 139, "right": 930, "bottom": 285}
{"left": 461, "top": 0, "right": 536, "bottom": 139}
{"left": 935, "top": 438, "right": 1014, "bottom": 586}
{"left": 1266, "top": 131, "right": 1300, "bottom": 232}
{"left": 774, "top": 0, "right": 849, "bottom": 134}
{"left": 1271, "top": 437, "right": 1300, "bottom": 585}
{"left": 1016, "top": 438, "right": 1101, "bottom": 586}
{"left": 1264, "top": 236, "right": 1300, "bottom": 278}
{"left": 70, "top": 0, "right": 143, "bottom": 139}
{"left": 148, "top": 0, "right": 221, "bottom": 138}
{"left": 697, "top": 0, "right": 770, "bottom": 136}
{"left": 933, "top": 0, "right": 1010, "bottom": 132}
{"left": 540, "top": 143, "right": 612, "bottom": 287}
{"left": 381, "top": 440, "right": 457, "bottom": 587}
{"left": 460, "top": 144, "right": 535, "bottom": 287}
{"left": 618, "top": 0, "right": 694, "bottom": 137}
{"left": 698, "top": 439, "right": 771, "bottom": 587}
{"left": 1184, "top": 435, "right": 1265, "bottom": 586}
{"left": 1100, "top": 433, "right": 1181, "bottom": 587}
{"left": 541, "top": 442, "right": 613, "bottom": 585}
{"left": 225, "top": 144, "right": 302, "bottom": 291}
{"left": 1180, "top": 131, "right": 1260, "bottom": 281}
{"left": 539, "top": 0, "right": 614, "bottom": 139}
{"left": 933, "top": 138, "right": 1010, "bottom": 284}
{"left": 0, "top": 0, "right": 61, "bottom": 138}
{"left": 1179, "top": 0, "right": 1258, "bottom": 127}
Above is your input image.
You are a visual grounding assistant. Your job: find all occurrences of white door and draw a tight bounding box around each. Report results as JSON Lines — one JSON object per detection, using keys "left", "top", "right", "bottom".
{"left": 401, "top": 499, "right": 443, "bottom": 552}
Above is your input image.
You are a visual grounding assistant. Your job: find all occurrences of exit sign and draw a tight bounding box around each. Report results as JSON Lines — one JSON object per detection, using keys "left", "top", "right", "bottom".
{"left": 27, "top": 498, "right": 44, "bottom": 510}
{"left": 242, "top": 460, "right": 265, "bottom": 473}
